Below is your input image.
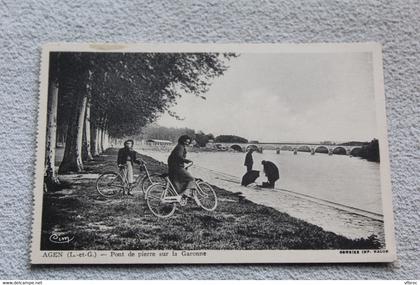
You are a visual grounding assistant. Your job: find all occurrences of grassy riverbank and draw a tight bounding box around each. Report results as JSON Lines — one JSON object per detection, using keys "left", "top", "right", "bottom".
{"left": 41, "top": 148, "right": 381, "bottom": 250}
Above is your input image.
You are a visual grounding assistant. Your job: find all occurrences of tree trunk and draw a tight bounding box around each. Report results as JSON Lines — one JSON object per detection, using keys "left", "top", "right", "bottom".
{"left": 59, "top": 127, "right": 67, "bottom": 147}
{"left": 45, "top": 79, "right": 60, "bottom": 189}
{"left": 58, "top": 94, "right": 88, "bottom": 173}
{"left": 103, "top": 129, "right": 109, "bottom": 151}
{"left": 102, "top": 129, "right": 106, "bottom": 151}
{"left": 82, "top": 99, "right": 93, "bottom": 161}
{"left": 56, "top": 128, "right": 62, "bottom": 148}
{"left": 82, "top": 129, "right": 87, "bottom": 161}
{"left": 99, "top": 128, "right": 104, "bottom": 153}
{"left": 103, "top": 128, "right": 107, "bottom": 152}
{"left": 96, "top": 127, "right": 101, "bottom": 154}
{"left": 91, "top": 126, "right": 99, "bottom": 157}
{"left": 97, "top": 128, "right": 101, "bottom": 154}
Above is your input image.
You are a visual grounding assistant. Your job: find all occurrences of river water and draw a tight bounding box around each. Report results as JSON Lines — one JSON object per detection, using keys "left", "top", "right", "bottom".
{"left": 139, "top": 148, "right": 385, "bottom": 241}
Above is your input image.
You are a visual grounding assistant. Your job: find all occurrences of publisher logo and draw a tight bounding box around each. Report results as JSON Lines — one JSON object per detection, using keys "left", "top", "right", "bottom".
{"left": 49, "top": 233, "right": 74, "bottom": 244}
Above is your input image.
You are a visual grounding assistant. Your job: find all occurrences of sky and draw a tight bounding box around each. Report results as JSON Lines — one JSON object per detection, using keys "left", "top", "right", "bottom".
{"left": 156, "top": 52, "right": 378, "bottom": 143}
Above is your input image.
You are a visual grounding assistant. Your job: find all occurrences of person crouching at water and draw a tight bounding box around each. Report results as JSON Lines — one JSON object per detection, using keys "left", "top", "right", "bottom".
{"left": 260, "top": 160, "right": 279, "bottom": 189}
{"left": 244, "top": 148, "right": 255, "bottom": 172}
{"left": 117, "top": 139, "right": 142, "bottom": 195}
{"left": 168, "top": 135, "right": 195, "bottom": 197}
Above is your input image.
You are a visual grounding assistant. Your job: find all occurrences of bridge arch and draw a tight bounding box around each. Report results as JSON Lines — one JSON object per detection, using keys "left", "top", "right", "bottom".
{"left": 332, "top": 146, "right": 347, "bottom": 155}
{"left": 314, "top": 146, "right": 329, "bottom": 154}
{"left": 230, "top": 144, "right": 244, "bottom": 152}
{"left": 350, "top": 147, "right": 362, "bottom": 156}
{"left": 246, "top": 144, "right": 261, "bottom": 152}
{"left": 297, "top": 145, "right": 311, "bottom": 152}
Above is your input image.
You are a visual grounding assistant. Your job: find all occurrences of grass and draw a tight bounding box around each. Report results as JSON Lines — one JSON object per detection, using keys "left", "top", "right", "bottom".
{"left": 40, "top": 148, "right": 382, "bottom": 251}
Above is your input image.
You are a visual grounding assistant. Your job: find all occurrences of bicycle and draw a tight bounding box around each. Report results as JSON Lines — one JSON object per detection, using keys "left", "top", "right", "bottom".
{"left": 145, "top": 162, "right": 218, "bottom": 218}
{"left": 96, "top": 161, "right": 165, "bottom": 198}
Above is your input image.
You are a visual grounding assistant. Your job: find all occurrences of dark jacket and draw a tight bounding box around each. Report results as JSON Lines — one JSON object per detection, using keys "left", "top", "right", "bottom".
{"left": 168, "top": 144, "right": 191, "bottom": 169}
{"left": 262, "top": 161, "right": 279, "bottom": 182}
{"left": 244, "top": 151, "right": 253, "bottom": 167}
{"left": 117, "top": 147, "right": 140, "bottom": 165}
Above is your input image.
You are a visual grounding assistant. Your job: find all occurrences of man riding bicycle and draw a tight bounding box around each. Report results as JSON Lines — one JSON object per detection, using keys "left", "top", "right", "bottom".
{"left": 117, "top": 139, "right": 143, "bottom": 195}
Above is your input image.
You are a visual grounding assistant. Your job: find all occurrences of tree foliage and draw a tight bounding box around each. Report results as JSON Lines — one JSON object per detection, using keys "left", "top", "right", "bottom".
{"left": 49, "top": 51, "right": 235, "bottom": 174}
{"left": 194, "top": 131, "right": 214, "bottom": 147}
{"left": 135, "top": 125, "right": 214, "bottom": 147}
{"left": 356, "top": 139, "right": 380, "bottom": 162}
{"left": 135, "top": 125, "right": 195, "bottom": 143}
{"left": 214, "top": 135, "right": 248, "bottom": 143}
{"left": 55, "top": 52, "right": 235, "bottom": 138}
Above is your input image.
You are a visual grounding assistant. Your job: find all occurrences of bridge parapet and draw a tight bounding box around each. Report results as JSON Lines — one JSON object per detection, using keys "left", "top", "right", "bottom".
{"left": 206, "top": 142, "right": 363, "bottom": 156}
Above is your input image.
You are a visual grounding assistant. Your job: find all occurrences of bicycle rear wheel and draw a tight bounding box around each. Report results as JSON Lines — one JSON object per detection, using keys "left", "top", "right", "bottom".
{"left": 96, "top": 172, "right": 124, "bottom": 198}
{"left": 141, "top": 174, "right": 167, "bottom": 195}
{"left": 146, "top": 183, "right": 177, "bottom": 218}
{"left": 194, "top": 181, "right": 218, "bottom": 211}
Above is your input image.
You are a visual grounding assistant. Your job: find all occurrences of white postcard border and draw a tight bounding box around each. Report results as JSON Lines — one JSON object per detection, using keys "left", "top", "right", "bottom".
{"left": 31, "top": 42, "right": 397, "bottom": 264}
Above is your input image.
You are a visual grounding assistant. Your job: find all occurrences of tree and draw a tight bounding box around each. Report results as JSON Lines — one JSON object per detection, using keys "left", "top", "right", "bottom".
{"left": 82, "top": 97, "right": 93, "bottom": 161}
{"left": 51, "top": 52, "right": 235, "bottom": 174}
{"left": 136, "top": 125, "right": 195, "bottom": 143}
{"left": 194, "top": 131, "right": 214, "bottom": 147}
{"left": 215, "top": 135, "right": 248, "bottom": 143}
{"left": 44, "top": 53, "right": 60, "bottom": 190}
{"left": 357, "top": 139, "right": 380, "bottom": 162}
{"left": 58, "top": 54, "right": 91, "bottom": 173}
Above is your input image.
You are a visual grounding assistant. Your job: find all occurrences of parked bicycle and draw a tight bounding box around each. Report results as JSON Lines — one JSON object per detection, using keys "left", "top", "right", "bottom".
{"left": 96, "top": 161, "right": 165, "bottom": 198}
{"left": 145, "top": 162, "right": 218, "bottom": 218}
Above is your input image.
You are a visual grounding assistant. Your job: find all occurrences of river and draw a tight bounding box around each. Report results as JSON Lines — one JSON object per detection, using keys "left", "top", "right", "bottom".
{"left": 138, "top": 147, "right": 384, "bottom": 241}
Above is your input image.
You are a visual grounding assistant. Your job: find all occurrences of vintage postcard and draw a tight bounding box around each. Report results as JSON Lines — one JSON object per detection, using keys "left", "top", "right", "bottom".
{"left": 31, "top": 43, "right": 396, "bottom": 264}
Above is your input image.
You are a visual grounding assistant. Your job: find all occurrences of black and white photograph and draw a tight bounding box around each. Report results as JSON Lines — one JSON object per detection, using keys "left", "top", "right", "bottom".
{"left": 31, "top": 43, "right": 396, "bottom": 264}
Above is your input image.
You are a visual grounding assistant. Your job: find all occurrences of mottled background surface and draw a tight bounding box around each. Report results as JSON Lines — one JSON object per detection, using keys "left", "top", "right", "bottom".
{"left": 0, "top": 0, "right": 418, "bottom": 279}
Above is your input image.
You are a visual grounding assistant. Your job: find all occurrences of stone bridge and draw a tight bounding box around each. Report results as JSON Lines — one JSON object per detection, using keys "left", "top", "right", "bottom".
{"left": 207, "top": 142, "right": 364, "bottom": 156}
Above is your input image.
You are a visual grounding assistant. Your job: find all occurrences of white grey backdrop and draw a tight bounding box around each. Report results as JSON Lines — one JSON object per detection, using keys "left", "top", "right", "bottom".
{"left": 0, "top": 0, "right": 418, "bottom": 279}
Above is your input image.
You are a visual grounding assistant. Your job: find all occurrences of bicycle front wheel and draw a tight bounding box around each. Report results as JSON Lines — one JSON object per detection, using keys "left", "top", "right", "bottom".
{"left": 146, "top": 184, "right": 176, "bottom": 218}
{"left": 194, "top": 181, "right": 218, "bottom": 211}
{"left": 96, "top": 172, "right": 124, "bottom": 198}
{"left": 141, "top": 174, "right": 167, "bottom": 195}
